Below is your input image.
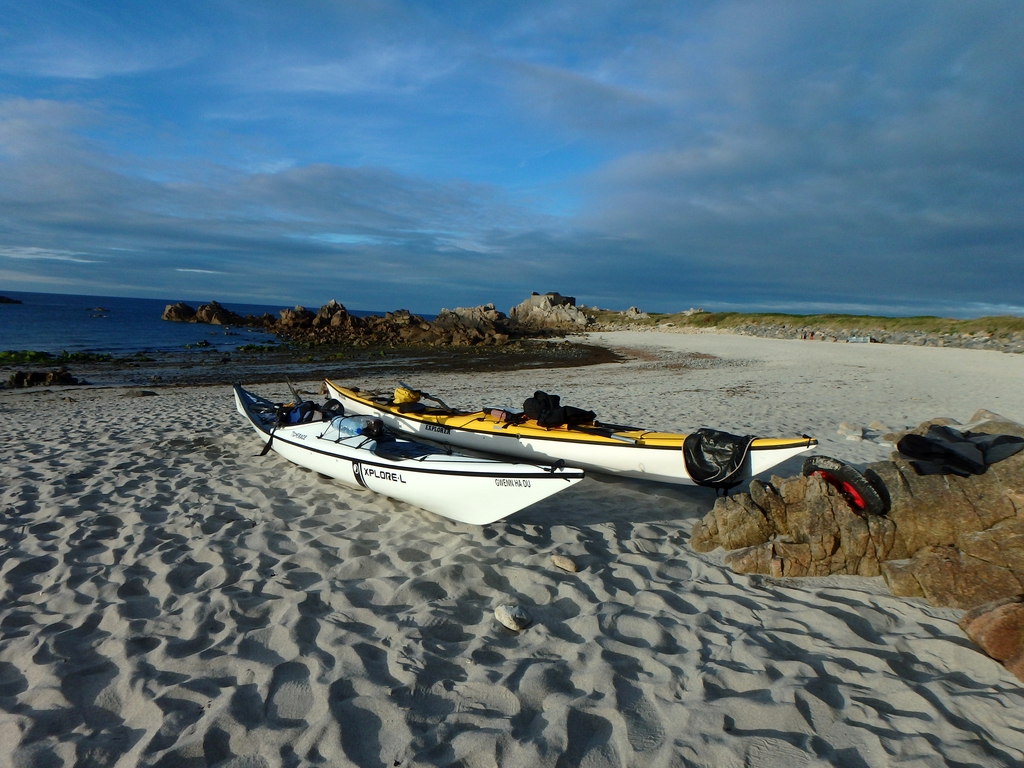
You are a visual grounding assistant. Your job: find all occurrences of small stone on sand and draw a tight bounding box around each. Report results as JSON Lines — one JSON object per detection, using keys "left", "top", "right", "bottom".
{"left": 551, "top": 554, "right": 578, "bottom": 572}
{"left": 495, "top": 603, "right": 531, "bottom": 631}
{"left": 837, "top": 422, "right": 863, "bottom": 441}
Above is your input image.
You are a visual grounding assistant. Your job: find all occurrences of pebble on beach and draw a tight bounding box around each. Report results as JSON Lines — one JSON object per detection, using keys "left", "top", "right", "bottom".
{"left": 837, "top": 421, "right": 864, "bottom": 440}
{"left": 495, "top": 603, "right": 531, "bottom": 631}
{"left": 551, "top": 554, "right": 579, "bottom": 572}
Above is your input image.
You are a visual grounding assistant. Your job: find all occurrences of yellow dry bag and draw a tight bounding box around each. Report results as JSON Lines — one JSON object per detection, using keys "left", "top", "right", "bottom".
{"left": 394, "top": 386, "right": 421, "bottom": 404}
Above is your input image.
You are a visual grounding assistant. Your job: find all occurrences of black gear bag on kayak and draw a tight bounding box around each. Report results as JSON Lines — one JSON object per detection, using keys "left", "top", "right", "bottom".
{"left": 523, "top": 391, "right": 596, "bottom": 429}
{"left": 683, "top": 428, "right": 755, "bottom": 491}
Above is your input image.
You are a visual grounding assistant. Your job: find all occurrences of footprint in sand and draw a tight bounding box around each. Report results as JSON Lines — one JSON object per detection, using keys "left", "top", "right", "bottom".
{"left": 746, "top": 737, "right": 815, "bottom": 767}
{"left": 266, "top": 661, "right": 315, "bottom": 724}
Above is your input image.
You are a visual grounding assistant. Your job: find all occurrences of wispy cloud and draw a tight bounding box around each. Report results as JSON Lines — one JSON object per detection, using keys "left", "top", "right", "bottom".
{"left": 0, "top": 39, "right": 198, "bottom": 80}
{"left": 0, "top": 4, "right": 205, "bottom": 79}
{"left": 0, "top": 246, "right": 98, "bottom": 263}
{"left": 254, "top": 47, "right": 458, "bottom": 95}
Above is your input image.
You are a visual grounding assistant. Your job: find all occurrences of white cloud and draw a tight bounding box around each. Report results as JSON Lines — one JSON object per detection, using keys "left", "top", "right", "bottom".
{"left": 234, "top": 42, "right": 460, "bottom": 96}
{"left": 0, "top": 4, "right": 205, "bottom": 80}
{"left": 0, "top": 246, "right": 97, "bottom": 263}
{"left": 1, "top": 40, "right": 196, "bottom": 79}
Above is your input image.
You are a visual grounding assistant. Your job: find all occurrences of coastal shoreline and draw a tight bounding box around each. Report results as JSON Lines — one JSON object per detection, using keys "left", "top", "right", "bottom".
{"left": 588, "top": 317, "right": 1024, "bottom": 354}
{"left": 2, "top": 330, "right": 1024, "bottom": 766}
{"left": 6, "top": 316, "right": 1022, "bottom": 394}
{"left": 0, "top": 340, "right": 622, "bottom": 391}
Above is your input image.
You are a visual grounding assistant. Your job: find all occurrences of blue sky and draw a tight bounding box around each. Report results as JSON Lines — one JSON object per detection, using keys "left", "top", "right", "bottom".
{"left": 1, "top": 1, "right": 1021, "bottom": 316}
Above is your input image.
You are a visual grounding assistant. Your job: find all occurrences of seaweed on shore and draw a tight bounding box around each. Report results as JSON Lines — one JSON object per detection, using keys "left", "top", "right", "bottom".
{"left": 1, "top": 340, "right": 622, "bottom": 389}
{"left": 0, "top": 350, "right": 115, "bottom": 364}
{"left": 235, "top": 343, "right": 290, "bottom": 353}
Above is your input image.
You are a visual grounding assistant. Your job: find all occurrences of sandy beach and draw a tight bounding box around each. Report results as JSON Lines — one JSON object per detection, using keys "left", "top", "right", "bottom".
{"left": 2, "top": 330, "right": 1024, "bottom": 767}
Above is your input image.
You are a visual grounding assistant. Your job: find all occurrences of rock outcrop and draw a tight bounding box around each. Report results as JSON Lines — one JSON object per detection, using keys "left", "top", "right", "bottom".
{"left": 690, "top": 410, "right": 1024, "bottom": 681}
{"left": 960, "top": 597, "right": 1024, "bottom": 680}
{"left": 692, "top": 411, "right": 1024, "bottom": 592}
{"left": 432, "top": 304, "right": 512, "bottom": 345}
{"left": 436, "top": 303, "right": 508, "bottom": 330}
{"left": 161, "top": 302, "right": 196, "bottom": 322}
{"left": 161, "top": 300, "right": 254, "bottom": 326}
{"left": 277, "top": 304, "right": 317, "bottom": 329}
{"left": 692, "top": 473, "right": 900, "bottom": 579}
{"left": 195, "top": 301, "right": 247, "bottom": 326}
{"left": 508, "top": 292, "right": 593, "bottom": 331}
{"left": 8, "top": 368, "right": 82, "bottom": 388}
{"left": 162, "top": 299, "right": 518, "bottom": 347}
{"left": 0, "top": 295, "right": 22, "bottom": 304}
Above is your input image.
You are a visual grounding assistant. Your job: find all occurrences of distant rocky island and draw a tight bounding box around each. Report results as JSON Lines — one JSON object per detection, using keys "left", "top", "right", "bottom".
{"left": 161, "top": 291, "right": 1024, "bottom": 354}
{"left": 0, "top": 295, "right": 22, "bottom": 304}
{"left": 161, "top": 292, "right": 593, "bottom": 347}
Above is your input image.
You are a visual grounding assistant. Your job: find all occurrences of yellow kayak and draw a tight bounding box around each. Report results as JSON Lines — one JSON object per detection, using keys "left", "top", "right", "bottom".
{"left": 324, "top": 380, "right": 817, "bottom": 488}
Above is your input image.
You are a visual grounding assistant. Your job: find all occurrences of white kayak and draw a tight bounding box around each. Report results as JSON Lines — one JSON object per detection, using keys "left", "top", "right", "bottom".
{"left": 233, "top": 384, "right": 584, "bottom": 525}
{"left": 324, "top": 380, "right": 817, "bottom": 488}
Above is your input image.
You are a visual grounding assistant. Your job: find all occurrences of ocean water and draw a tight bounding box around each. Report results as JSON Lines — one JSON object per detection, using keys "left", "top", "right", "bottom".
{"left": 0, "top": 291, "right": 388, "bottom": 355}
